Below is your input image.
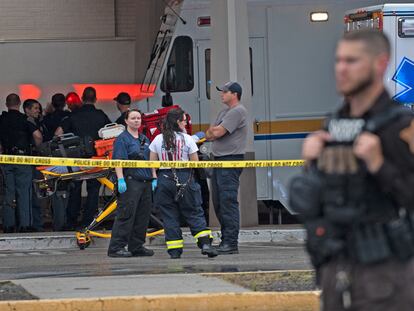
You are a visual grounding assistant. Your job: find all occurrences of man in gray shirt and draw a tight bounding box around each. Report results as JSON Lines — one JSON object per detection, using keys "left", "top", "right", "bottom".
{"left": 206, "top": 81, "right": 247, "bottom": 254}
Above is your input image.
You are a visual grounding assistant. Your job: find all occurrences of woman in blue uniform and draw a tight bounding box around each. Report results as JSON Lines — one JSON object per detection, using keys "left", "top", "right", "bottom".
{"left": 149, "top": 108, "right": 218, "bottom": 259}
{"left": 107, "top": 109, "right": 154, "bottom": 258}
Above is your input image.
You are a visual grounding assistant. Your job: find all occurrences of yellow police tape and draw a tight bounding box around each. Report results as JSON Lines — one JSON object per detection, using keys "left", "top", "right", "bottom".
{"left": 0, "top": 155, "right": 304, "bottom": 168}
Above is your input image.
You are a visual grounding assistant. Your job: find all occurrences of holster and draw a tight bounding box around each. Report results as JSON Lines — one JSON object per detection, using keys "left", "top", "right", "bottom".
{"left": 305, "top": 218, "right": 346, "bottom": 268}
{"left": 386, "top": 212, "right": 414, "bottom": 261}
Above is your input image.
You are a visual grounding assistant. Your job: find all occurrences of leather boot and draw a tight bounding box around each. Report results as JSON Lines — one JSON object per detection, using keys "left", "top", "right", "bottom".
{"left": 216, "top": 243, "right": 239, "bottom": 255}
{"left": 198, "top": 236, "right": 218, "bottom": 258}
{"left": 168, "top": 249, "right": 182, "bottom": 259}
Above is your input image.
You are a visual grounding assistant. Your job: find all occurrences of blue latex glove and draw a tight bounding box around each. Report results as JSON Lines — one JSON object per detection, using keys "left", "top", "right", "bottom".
{"left": 152, "top": 179, "right": 158, "bottom": 191}
{"left": 191, "top": 131, "right": 206, "bottom": 143}
{"left": 194, "top": 131, "right": 206, "bottom": 139}
{"left": 118, "top": 178, "right": 127, "bottom": 194}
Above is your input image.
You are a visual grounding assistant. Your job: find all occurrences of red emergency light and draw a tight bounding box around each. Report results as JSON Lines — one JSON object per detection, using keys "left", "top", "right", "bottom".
{"left": 72, "top": 84, "right": 155, "bottom": 102}
{"left": 197, "top": 16, "right": 211, "bottom": 27}
{"left": 19, "top": 84, "right": 42, "bottom": 100}
{"left": 16, "top": 83, "right": 157, "bottom": 102}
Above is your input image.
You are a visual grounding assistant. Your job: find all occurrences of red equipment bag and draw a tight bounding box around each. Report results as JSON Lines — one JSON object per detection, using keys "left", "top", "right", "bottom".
{"left": 141, "top": 105, "right": 192, "bottom": 141}
{"left": 94, "top": 138, "right": 116, "bottom": 159}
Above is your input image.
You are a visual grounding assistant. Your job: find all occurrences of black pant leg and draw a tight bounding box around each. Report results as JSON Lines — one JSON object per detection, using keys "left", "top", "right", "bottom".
{"left": 108, "top": 178, "right": 140, "bottom": 254}
{"left": 179, "top": 181, "right": 208, "bottom": 236}
{"left": 155, "top": 175, "right": 183, "bottom": 255}
{"left": 82, "top": 179, "right": 100, "bottom": 226}
{"left": 128, "top": 180, "right": 152, "bottom": 252}
{"left": 66, "top": 181, "right": 82, "bottom": 227}
{"left": 215, "top": 167, "right": 242, "bottom": 246}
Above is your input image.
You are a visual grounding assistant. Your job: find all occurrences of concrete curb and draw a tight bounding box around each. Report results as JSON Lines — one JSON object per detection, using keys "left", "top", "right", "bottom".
{"left": 0, "top": 292, "right": 320, "bottom": 311}
{"left": 0, "top": 229, "right": 305, "bottom": 251}
{"left": 0, "top": 235, "right": 77, "bottom": 251}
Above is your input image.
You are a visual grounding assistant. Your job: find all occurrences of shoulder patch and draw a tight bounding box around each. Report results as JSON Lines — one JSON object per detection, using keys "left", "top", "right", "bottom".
{"left": 400, "top": 120, "right": 414, "bottom": 153}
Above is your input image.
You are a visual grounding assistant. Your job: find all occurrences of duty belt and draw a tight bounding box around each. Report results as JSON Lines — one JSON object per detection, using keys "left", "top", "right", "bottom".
{"left": 349, "top": 210, "right": 414, "bottom": 264}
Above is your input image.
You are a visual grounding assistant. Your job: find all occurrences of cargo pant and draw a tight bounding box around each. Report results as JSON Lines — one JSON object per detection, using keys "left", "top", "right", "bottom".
{"left": 211, "top": 155, "right": 244, "bottom": 246}
{"left": 31, "top": 168, "right": 44, "bottom": 231}
{"left": 320, "top": 257, "right": 414, "bottom": 311}
{"left": 51, "top": 190, "right": 69, "bottom": 231}
{"left": 108, "top": 176, "right": 152, "bottom": 254}
{"left": 154, "top": 169, "right": 212, "bottom": 256}
{"left": 2, "top": 164, "right": 32, "bottom": 230}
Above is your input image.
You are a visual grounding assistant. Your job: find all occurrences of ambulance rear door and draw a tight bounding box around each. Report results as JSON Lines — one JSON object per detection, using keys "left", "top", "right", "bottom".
{"left": 393, "top": 12, "right": 414, "bottom": 106}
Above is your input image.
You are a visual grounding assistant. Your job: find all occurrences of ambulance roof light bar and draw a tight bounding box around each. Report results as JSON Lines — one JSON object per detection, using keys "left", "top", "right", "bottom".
{"left": 344, "top": 10, "right": 383, "bottom": 32}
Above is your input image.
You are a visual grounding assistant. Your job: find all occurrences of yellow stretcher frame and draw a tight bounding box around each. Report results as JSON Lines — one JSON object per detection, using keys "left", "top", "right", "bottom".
{"left": 36, "top": 168, "right": 164, "bottom": 250}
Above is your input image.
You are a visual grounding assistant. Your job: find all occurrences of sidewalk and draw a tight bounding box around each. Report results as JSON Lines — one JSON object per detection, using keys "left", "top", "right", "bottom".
{"left": 1, "top": 272, "right": 319, "bottom": 311}
{"left": 0, "top": 225, "right": 305, "bottom": 251}
{"left": 12, "top": 274, "right": 249, "bottom": 299}
{"left": 0, "top": 233, "right": 316, "bottom": 311}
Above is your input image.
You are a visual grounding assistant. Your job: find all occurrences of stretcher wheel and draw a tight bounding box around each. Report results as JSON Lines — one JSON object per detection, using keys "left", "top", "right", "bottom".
{"left": 76, "top": 232, "right": 91, "bottom": 250}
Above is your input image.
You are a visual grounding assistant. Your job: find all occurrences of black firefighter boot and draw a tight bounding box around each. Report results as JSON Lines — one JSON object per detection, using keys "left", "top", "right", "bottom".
{"left": 198, "top": 236, "right": 219, "bottom": 258}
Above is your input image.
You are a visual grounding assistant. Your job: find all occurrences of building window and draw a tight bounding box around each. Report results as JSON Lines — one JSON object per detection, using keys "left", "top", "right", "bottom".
{"left": 161, "top": 36, "right": 194, "bottom": 93}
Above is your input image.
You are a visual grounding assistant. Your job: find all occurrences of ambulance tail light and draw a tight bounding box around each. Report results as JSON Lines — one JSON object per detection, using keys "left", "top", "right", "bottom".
{"left": 373, "top": 11, "right": 383, "bottom": 31}
{"left": 197, "top": 16, "right": 211, "bottom": 27}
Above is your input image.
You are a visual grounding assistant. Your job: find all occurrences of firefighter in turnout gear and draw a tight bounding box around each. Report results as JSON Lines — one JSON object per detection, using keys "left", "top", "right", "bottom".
{"left": 149, "top": 108, "right": 218, "bottom": 259}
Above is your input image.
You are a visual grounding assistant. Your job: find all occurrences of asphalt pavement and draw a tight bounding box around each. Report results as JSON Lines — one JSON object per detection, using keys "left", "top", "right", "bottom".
{"left": 0, "top": 242, "right": 312, "bottom": 299}
{"left": 0, "top": 243, "right": 310, "bottom": 280}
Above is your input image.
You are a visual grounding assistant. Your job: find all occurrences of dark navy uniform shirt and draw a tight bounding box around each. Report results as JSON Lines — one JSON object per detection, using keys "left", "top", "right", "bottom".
{"left": 0, "top": 110, "right": 36, "bottom": 155}
{"left": 112, "top": 130, "right": 152, "bottom": 181}
{"left": 43, "top": 110, "right": 71, "bottom": 141}
{"left": 115, "top": 112, "right": 127, "bottom": 127}
{"left": 61, "top": 104, "right": 111, "bottom": 141}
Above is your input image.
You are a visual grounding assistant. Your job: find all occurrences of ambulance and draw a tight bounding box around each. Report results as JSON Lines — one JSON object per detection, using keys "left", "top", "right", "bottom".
{"left": 345, "top": 3, "right": 414, "bottom": 108}
{"left": 142, "top": 1, "right": 414, "bottom": 215}
{"left": 142, "top": 0, "right": 342, "bottom": 214}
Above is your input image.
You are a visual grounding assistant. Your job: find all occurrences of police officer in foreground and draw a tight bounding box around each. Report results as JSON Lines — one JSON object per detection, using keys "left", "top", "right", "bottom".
{"left": 291, "top": 30, "right": 414, "bottom": 310}
{"left": 56, "top": 86, "right": 111, "bottom": 228}
{"left": 114, "top": 92, "right": 131, "bottom": 127}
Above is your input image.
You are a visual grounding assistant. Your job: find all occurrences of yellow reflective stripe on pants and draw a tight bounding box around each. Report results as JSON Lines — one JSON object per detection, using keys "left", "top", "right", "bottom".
{"left": 194, "top": 230, "right": 213, "bottom": 241}
{"left": 166, "top": 239, "right": 184, "bottom": 250}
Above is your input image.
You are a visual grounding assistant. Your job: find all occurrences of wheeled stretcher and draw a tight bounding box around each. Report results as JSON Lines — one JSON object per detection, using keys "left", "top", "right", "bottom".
{"left": 33, "top": 126, "right": 164, "bottom": 250}
{"left": 33, "top": 166, "right": 164, "bottom": 249}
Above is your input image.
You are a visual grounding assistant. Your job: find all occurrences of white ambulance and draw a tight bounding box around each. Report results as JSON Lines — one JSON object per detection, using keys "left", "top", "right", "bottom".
{"left": 141, "top": 1, "right": 414, "bottom": 217}
{"left": 345, "top": 3, "right": 414, "bottom": 108}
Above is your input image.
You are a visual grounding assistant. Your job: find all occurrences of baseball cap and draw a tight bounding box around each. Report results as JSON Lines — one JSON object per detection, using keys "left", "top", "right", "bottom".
{"left": 65, "top": 92, "right": 82, "bottom": 110}
{"left": 114, "top": 92, "right": 131, "bottom": 105}
{"left": 216, "top": 81, "right": 242, "bottom": 96}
